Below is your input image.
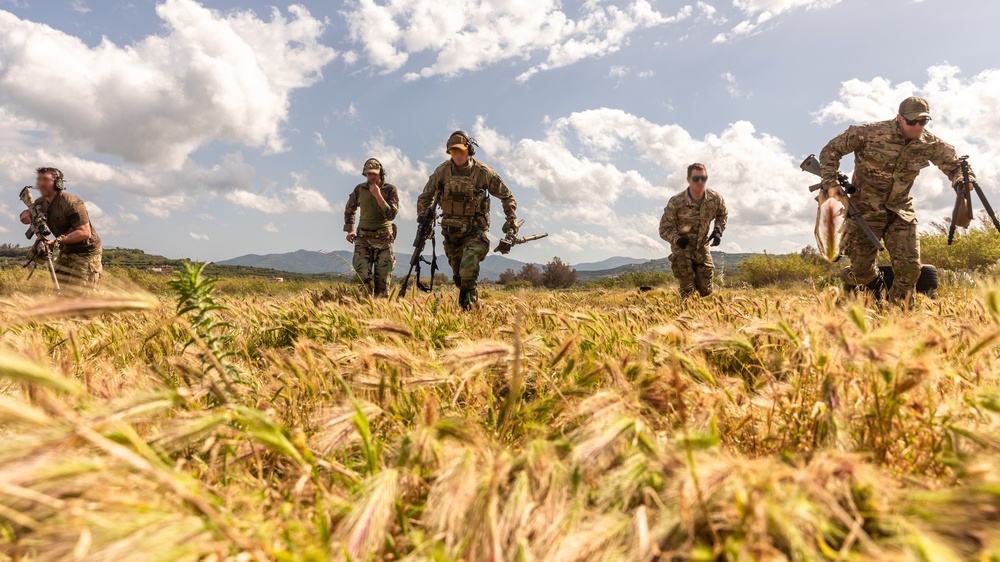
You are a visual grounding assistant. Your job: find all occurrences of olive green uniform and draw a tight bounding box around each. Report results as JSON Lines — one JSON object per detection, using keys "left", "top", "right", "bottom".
{"left": 344, "top": 182, "right": 399, "bottom": 296}
{"left": 820, "top": 119, "right": 973, "bottom": 302}
{"left": 35, "top": 191, "right": 102, "bottom": 289}
{"left": 659, "top": 188, "right": 727, "bottom": 297}
{"left": 417, "top": 159, "right": 517, "bottom": 305}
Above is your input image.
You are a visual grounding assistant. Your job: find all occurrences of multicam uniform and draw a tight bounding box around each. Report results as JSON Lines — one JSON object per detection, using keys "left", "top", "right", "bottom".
{"left": 35, "top": 191, "right": 102, "bottom": 288}
{"left": 819, "top": 119, "right": 973, "bottom": 302}
{"left": 416, "top": 159, "right": 517, "bottom": 302}
{"left": 344, "top": 182, "right": 399, "bottom": 296}
{"left": 659, "top": 188, "right": 727, "bottom": 297}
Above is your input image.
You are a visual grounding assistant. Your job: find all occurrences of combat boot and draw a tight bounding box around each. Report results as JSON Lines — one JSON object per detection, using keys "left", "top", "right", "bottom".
{"left": 459, "top": 287, "right": 478, "bottom": 310}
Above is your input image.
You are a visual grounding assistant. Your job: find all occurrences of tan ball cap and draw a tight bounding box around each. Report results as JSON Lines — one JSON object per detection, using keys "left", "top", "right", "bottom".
{"left": 899, "top": 96, "right": 932, "bottom": 121}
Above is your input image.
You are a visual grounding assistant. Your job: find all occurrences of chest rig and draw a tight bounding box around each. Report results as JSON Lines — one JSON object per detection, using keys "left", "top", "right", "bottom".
{"left": 438, "top": 162, "right": 489, "bottom": 237}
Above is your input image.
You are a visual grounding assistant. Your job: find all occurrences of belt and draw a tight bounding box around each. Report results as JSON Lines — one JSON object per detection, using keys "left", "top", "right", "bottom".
{"left": 358, "top": 227, "right": 392, "bottom": 238}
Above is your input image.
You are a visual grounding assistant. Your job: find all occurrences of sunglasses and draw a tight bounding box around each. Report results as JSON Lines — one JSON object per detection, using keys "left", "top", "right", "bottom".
{"left": 903, "top": 117, "right": 929, "bottom": 127}
{"left": 691, "top": 175, "right": 709, "bottom": 182}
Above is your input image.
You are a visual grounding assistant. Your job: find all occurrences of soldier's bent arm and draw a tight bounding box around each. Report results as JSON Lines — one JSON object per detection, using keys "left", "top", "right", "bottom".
{"left": 658, "top": 204, "right": 678, "bottom": 243}
{"left": 382, "top": 186, "right": 399, "bottom": 221}
{"left": 819, "top": 125, "right": 866, "bottom": 190}
{"left": 715, "top": 195, "right": 728, "bottom": 233}
{"left": 417, "top": 172, "right": 441, "bottom": 215}
{"left": 344, "top": 187, "right": 360, "bottom": 232}
{"left": 929, "top": 140, "right": 975, "bottom": 186}
{"left": 486, "top": 170, "right": 517, "bottom": 220}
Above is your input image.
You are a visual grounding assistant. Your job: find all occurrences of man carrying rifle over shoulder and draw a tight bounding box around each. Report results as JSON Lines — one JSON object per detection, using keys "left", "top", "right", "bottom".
{"left": 416, "top": 131, "right": 518, "bottom": 310}
{"left": 18, "top": 167, "right": 102, "bottom": 290}
{"left": 820, "top": 96, "right": 973, "bottom": 306}
{"left": 344, "top": 158, "right": 399, "bottom": 297}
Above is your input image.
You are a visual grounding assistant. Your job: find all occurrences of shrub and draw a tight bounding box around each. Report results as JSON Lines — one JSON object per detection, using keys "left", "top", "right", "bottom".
{"left": 734, "top": 252, "right": 831, "bottom": 288}
{"left": 542, "top": 257, "right": 577, "bottom": 288}
{"left": 920, "top": 217, "right": 1000, "bottom": 272}
{"left": 587, "top": 270, "right": 674, "bottom": 289}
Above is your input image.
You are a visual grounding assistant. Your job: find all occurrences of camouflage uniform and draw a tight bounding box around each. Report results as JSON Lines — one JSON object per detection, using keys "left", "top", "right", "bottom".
{"left": 820, "top": 119, "right": 973, "bottom": 302}
{"left": 36, "top": 191, "right": 102, "bottom": 289}
{"left": 417, "top": 158, "right": 517, "bottom": 307}
{"left": 344, "top": 181, "right": 399, "bottom": 297}
{"left": 659, "top": 188, "right": 727, "bottom": 297}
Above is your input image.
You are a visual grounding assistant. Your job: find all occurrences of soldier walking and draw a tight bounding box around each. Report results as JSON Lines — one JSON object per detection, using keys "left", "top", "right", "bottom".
{"left": 18, "top": 167, "right": 102, "bottom": 289}
{"left": 659, "top": 163, "right": 728, "bottom": 298}
{"left": 820, "top": 96, "right": 973, "bottom": 305}
{"left": 417, "top": 131, "right": 518, "bottom": 309}
{"left": 344, "top": 158, "right": 399, "bottom": 297}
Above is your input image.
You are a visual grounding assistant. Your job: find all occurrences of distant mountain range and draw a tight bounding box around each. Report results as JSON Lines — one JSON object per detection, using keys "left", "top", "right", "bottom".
{"left": 218, "top": 249, "right": 533, "bottom": 281}
{"left": 217, "top": 250, "right": 757, "bottom": 281}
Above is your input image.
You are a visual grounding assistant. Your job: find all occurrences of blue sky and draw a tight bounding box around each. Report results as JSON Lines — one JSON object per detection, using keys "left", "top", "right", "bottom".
{"left": 1, "top": 0, "right": 999, "bottom": 265}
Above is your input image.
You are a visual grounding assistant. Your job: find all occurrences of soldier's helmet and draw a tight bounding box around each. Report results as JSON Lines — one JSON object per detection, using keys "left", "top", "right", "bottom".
{"left": 362, "top": 158, "right": 382, "bottom": 176}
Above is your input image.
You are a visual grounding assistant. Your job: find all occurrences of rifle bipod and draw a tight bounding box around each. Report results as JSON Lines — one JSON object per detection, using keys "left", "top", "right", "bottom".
{"left": 949, "top": 156, "right": 1000, "bottom": 245}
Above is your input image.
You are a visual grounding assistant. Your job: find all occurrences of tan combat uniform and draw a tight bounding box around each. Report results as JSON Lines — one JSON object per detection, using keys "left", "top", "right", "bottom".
{"left": 36, "top": 191, "right": 102, "bottom": 289}
{"left": 659, "top": 188, "right": 727, "bottom": 297}
{"left": 344, "top": 182, "right": 399, "bottom": 296}
{"left": 417, "top": 158, "right": 517, "bottom": 299}
{"left": 820, "top": 119, "right": 972, "bottom": 302}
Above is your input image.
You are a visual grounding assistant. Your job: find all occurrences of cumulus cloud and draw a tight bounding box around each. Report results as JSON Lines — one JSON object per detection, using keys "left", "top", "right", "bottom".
{"left": 264, "top": 222, "right": 279, "bottom": 233}
{"left": 343, "top": 0, "right": 692, "bottom": 81}
{"left": 0, "top": 0, "right": 337, "bottom": 169}
{"left": 227, "top": 173, "right": 333, "bottom": 214}
{"left": 189, "top": 232, "right": 209, "bottom": 241}
{"left": 814, "top": 64, "right": 1000, "bottom": 230}
{"left": 713, "top": 0, "right": 841, "bottom": 43}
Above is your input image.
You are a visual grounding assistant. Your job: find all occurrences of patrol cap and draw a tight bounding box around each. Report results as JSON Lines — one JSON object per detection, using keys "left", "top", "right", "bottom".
{"left": 362, "top": 158, "right": 381, "bottom": 176}
{"left": 447, "top": 131, "right": 469, "bottom": 153}
{"left": 899, "top": 96, "right": 932, "bottom": 121}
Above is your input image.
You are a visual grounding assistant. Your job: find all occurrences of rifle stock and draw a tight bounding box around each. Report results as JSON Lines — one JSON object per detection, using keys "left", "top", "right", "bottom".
{"left": 494, "top": 220, "right": 548, "bottom": 254}
{"left": 800, "top": 154, "right": 884, "bottom": 251}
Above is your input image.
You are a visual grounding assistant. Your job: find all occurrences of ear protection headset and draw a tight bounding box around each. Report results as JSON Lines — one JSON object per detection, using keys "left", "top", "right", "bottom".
{"left": 36, "top": 167, "right": 65, "bottom": 190}
{"left": 362, "top": 158, "right": 386, "bottom": 184}
{"left": 448, "top": 130, "right": 479, "bottom": 156}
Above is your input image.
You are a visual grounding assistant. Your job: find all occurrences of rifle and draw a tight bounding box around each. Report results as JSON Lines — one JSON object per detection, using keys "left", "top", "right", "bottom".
{"left": 398, "top": 205, "right": 439, "bottom": 298}
{"left": 493, "top": 220, "right": 548, "bottom": 254}
{"left": 800, "top": 154, "right": 884, "bottom": 251}
{"left": 948, "top": 155, "right": 1000, "bottom": 245}
{"left": 18, "top": 186, "right": 60, "bottom": 290}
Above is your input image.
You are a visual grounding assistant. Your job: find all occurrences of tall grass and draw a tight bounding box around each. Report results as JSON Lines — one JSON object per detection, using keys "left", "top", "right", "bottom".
{"left": 1, "top": 269, "right": 1000, "bottom": 560}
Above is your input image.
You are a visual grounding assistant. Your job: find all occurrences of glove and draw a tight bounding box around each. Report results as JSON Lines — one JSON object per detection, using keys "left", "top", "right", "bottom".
{"left": 708, "top": 227, "right": 722, "bottom": 247}
{"left": 676, "top": 236, "right": 689, "bottom": 250}
{"left": 503, "top": 218, "right": 519, "bottom": 236}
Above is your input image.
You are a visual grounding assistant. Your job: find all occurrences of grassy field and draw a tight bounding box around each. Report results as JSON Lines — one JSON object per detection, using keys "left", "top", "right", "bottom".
{"left": 2, "top": 263, "right": 1000, "bottom": 561}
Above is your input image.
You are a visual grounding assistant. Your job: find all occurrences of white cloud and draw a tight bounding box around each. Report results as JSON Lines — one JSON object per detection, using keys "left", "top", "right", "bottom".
{"left": 0, "top": 0, "right": 337, "bottom": 169}
{"left": 85, "top": 201, "right": 126, "bottom": 236}
{"left": 814, "top": 64, "right": 1000, "bottom": 231}
{"left": 343, "top": 0, "right": 692, "bottom": 81}
{"left": 264, "top": 222, "right": 279, "bottom": 233}
{"left": 189, "top": 232, "right": 209, "bottom": 241}
{"left": 722, "top": 71, "right": 741, "bottom": 98}
{"left": 143, "top": 193, "right": 189, "bottom": 218}
{"left": 71, "top": 0, "right": 90, "bottom": 14}
{"left": 713, "top": 0, "right": 841, "bottom": 43}
{"left": 227, "top": 173, "right": 333, "bottom": 214}
{"left": 315, "top": 132, "right": 326, "bottom": 148}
